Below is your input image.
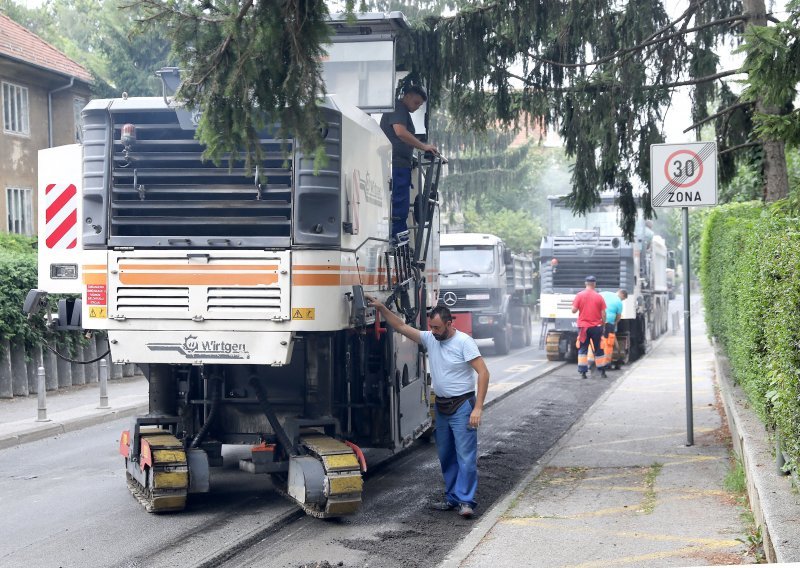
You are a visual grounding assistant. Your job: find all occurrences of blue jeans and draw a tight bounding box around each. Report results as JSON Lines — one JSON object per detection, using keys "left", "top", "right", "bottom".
{"left": 435, "top": 398, "right": 478, "bottom": 508}
{"left": 391, "top": 167, "right": 412, "bottom": 238}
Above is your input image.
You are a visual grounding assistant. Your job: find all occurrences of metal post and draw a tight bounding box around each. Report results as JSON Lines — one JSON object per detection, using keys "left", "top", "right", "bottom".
{"left": 682, "top": 207, "right": 694, "bottom": 446}
{"left": 98, "top": 358, "right": 110, "bottom": 409}
{"left": 36, "top": 366, "right": 50, "bottom": 422}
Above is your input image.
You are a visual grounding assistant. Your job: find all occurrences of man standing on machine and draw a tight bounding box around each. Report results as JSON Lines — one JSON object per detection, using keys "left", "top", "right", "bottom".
{"left": 380, "top": 85, "right": 439, "bottom": 239}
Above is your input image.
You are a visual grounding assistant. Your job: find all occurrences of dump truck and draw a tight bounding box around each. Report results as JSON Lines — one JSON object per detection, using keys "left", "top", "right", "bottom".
{"left": 539, "top": 195, "right": 670, "bottom": 365}
{"left": 24, "top": 12, "right": 444, "bottom": 518}
{"left": 439, "top": 233, "right": 535, "bottom": 354}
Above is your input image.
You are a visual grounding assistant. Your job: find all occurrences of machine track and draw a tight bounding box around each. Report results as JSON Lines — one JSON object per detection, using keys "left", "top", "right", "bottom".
{"left": 273, "top": 435, "right": 364, "bottom": 519}
{"left": 545, "top": 331, "right": 563, "bottom": 361}
{"left": 124, "top": 428, "right": 189, "bottom": 513}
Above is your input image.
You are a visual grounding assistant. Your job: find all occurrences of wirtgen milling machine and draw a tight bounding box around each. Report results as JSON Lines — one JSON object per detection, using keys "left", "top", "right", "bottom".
{"left": 25, "top": 13, "right": 442, "bottom": 517}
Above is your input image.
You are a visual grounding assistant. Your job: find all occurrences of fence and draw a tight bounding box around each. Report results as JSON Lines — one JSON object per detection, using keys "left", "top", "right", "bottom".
{"left": 0, "top": 333, "right": 141, "bottom": 399}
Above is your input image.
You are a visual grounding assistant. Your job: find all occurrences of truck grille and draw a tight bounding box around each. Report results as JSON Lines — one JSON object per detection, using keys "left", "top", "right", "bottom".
{"left": 438, "top": 288, "right": 494, "bottom": 309}
{"left": 116, "top": 286, "right": 190, "bottom": 313}
{"left": 109, "top": 110, "right": 292, "bottom": 247}
{"left": 207, "top": 287, "right": 282, "bottom": 312}
{"left": 552, "top": 260, "right": 622, "bottom": 288}
{"left": 108, "top": 250, "right": 290, "bottom": 321}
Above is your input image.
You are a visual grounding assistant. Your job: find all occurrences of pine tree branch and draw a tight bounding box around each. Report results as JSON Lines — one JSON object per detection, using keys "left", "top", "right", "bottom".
{"left": 526, "top": 15, "right": 747, "bottom": 69}
{"left": 641, "top": 69, "right": 743, "bottom": 89}
{"left": 718, "top": 141, "right": 762, "bottom": 156}
{"left": 133, "top": 0, "right": 226, "bottom": 23}
{"left": 191, "top": 0, "right": 255, "bottom": 87}
{"left": 504, "top": 68, "right": 741, "bottom": 92}
{"left": 682, "top": 101, "right": 754, "bottom": 133}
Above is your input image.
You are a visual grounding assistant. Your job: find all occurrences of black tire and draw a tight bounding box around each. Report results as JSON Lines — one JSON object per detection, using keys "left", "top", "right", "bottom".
{"left": 630, "top": 315, "right": 647, "bottom": 361}
{"left": 511, "top": 325, "right": 525, "bottom": 349}
{"left": 494, "top": 323, "right": 511, "bottom": 355}
{"left": 565, "top": 337, "right": 578, "bottom": 362}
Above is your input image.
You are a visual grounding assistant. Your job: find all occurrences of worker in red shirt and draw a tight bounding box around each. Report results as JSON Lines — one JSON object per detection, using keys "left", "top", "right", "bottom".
{"left": 571, "top": 275, "right": 607, "bottom": 379}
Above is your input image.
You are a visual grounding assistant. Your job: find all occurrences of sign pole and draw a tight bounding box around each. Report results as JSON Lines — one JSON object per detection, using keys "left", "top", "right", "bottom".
{"left": 651, "top": 141, "right": 715, "bottom": 446}
{"left": 681, "top": 206, "right": 694, "bottom": 446}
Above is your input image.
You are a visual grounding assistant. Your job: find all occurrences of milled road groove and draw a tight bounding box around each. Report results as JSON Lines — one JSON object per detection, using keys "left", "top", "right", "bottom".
{"left": 201, "top": 361, "right": 567, "bottom": 568}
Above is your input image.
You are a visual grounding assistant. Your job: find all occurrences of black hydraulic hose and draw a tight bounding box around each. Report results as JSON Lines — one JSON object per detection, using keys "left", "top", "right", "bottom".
{"left": 249, "top": 376, "right": 298, "bottom": 457}
{"left": 191, "top": 376, "right": 221, "bottom": 448}
{"left": 43, "top": 342, "right": 111, "bottom": 364}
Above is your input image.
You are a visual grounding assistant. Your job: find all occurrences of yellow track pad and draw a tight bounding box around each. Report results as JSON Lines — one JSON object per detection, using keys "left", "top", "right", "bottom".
{"left": 327, "top": 474, "right": 363, "bottom": 496}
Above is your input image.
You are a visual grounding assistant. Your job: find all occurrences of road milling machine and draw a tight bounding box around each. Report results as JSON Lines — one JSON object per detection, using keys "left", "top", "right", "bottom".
{"left": 538, "top": 195, "right": 670, "bottom": 365}
{"left": 24, "top": 13, "right": 443, "bottom": 517}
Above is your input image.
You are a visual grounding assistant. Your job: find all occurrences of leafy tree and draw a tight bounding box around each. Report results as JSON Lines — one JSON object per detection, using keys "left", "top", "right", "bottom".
{"left": 737, "top": 0, "right": 799, "bottom": 200}
{"left": 94, "top": 2, "right": 172, "bottom": 97}
{"left": 1, "top": 0, "right": 171, "bottom": 97}
{"left": 128, "top": 0, "right": 798, "bottom": 241}
{"left": 463, "top": 207, "right": 542, "bottom": 254}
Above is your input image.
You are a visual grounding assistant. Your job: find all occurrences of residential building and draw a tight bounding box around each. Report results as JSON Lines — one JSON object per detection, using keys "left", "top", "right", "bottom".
{"left": 0, "top": 13, "right": 92, "bottom": 236}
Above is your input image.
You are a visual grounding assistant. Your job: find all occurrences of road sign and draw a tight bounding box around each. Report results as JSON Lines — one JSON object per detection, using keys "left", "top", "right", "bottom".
{"left": 650, "top": 142, "right": 717, "bottom": 208}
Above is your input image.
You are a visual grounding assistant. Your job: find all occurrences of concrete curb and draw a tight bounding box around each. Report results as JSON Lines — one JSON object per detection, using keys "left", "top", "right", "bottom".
{"left": 714, "top": 346, "right": 800, "bottom": 563}
{"left": 0, "top": 403, "right": 148, "bottom": 451}
{"left": 438, "top": 333, "right": 667, "bottom": 568}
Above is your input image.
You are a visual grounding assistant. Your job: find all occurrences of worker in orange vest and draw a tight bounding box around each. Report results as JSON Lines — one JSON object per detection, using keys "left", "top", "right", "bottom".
{"left": 599, "top": 288, "right": 628, "bottom": 368}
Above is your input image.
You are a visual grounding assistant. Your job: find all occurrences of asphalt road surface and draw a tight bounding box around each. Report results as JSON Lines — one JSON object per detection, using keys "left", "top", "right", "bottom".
{"left": 0, "top": 332, "right": 615, "bottom": 568}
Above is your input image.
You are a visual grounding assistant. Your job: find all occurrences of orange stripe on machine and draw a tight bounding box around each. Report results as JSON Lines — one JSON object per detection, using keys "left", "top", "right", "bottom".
{"left": 118, "top": 264, "right": 279, "bottom": 272}
{"left": 119, "top": 273, "right": 279, "bottom": 286}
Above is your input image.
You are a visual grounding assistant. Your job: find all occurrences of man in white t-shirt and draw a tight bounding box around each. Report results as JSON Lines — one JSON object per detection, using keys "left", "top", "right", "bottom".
{"left": 367, "top": 297, "right": 490, "bottom": 519}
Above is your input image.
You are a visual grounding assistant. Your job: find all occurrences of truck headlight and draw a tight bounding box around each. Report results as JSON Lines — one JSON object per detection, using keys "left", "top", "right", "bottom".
{"left": 478, "top": 316, "right": 493, "bottom": 324}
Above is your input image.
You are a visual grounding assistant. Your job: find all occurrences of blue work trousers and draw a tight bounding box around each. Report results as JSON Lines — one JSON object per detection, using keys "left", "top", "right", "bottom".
{"left": 577, "top": 325, "right": 605, "bottom": 373}
{"left": 434, "top": 398, "right": 478, "bottom": 508}
{"left": 391, "top": 166, "right": 412, "bottom": 238}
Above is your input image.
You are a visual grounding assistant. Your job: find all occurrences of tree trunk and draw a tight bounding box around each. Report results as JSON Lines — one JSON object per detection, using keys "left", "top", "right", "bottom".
{"left": 743, "top": 0, "right": 790, "bottom": 202}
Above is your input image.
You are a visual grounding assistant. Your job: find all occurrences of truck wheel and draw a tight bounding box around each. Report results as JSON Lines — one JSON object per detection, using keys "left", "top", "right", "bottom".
{"left": 565, "top": 338, "right": 578, "bottom": 362}
{"left": 494, "top": 324, "right": 511, "bottom": 355}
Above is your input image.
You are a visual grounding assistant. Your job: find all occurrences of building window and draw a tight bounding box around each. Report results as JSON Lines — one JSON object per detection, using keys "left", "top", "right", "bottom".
{"left": 7, "top": 187, "right": 34, "bottom": 235}
{"left": 2, "top": 82, "right": 30, "bottom": 136}
{"left": 73, "top": 97, "right": 86, "bottom": 142}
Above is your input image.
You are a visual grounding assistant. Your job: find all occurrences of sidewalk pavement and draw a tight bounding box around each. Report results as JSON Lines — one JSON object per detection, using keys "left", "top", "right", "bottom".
{"left": 444, "top": 302, "right": 772, "bottom": 568}
{"left": 0, "top": 374, "right": 147, "bottom": 450}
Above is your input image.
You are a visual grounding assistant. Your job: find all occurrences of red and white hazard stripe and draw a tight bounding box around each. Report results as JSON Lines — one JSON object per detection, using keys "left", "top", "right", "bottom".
{"left": 44, "top": 183, "right": 78, "bottom": 249}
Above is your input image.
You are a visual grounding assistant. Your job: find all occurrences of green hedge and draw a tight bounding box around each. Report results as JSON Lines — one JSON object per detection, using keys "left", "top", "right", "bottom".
{"left": 700, "top": 202, "right": 800, "bottom": 468}
{"left": 0, "top": 236, "right": 91, "bottom": 363}
{"left": 0, "top": 235, "right": 40, "bottom": 344}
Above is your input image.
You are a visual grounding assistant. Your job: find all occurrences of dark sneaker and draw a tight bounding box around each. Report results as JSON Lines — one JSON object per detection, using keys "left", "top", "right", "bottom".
{"left": 600, "top": 369, "right": 608, "bottom": 378}
{"left": 430, "top": 500, "right": 457, "bottom": 511}
{"left": 458, "top": 503, "right": 474, "bottom": 518}
{"left": 580, "top": 372, "right": 587, "bottom": 380}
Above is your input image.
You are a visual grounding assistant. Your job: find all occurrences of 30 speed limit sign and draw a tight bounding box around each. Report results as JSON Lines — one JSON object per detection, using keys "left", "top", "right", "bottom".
{"left": 650, "top": 142, "right": 717, "bottom": 208}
